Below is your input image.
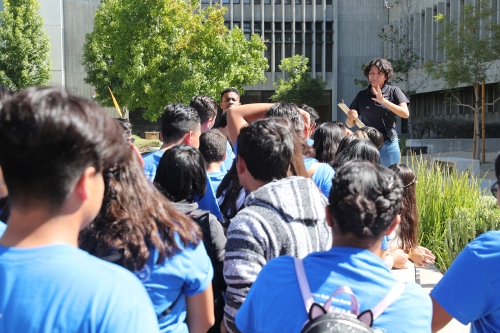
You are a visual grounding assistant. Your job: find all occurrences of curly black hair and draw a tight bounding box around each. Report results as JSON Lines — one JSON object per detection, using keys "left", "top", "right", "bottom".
{"left": 363, "top": 58, "right": 394, "bottom": 82}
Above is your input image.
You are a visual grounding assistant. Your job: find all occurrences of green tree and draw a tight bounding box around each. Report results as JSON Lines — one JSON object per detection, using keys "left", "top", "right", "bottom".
{"left": 271, "top": 55, "right": 327, "bottom": 106}
{"left": 83, "top": 0, "right": 268, "bottom": 121}
{"left": 425, "top": 0, "right": 500, "bottom": 160}
{"left": 0, "top": 0, "right": 51, "bottom": 91}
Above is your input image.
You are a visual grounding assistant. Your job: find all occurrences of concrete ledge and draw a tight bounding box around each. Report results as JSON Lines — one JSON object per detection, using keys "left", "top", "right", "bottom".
{"left": 432, "top": 157, "right": 480, "bottom": 177}
{"left": 406, "top": 138, "right": 500, "bottom": 154}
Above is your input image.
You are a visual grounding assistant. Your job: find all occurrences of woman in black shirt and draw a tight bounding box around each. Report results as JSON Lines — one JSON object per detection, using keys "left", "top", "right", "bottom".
{"left": 347, "top": 58, "right": 410, "bottom": 167}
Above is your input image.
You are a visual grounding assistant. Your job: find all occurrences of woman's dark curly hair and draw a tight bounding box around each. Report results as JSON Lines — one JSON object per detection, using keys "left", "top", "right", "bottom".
{"left": 79, "top": 149, "right": 201, "bottom": 271}
{"left": 313, "top": 121, "right": 346, "bottom": 166}
{"left": 389, "top": 164, "right": 418, "bottom": 251}
{"left": 363, "top": 58, "right": 393, "bottom": 82}
{"left": 329, "top": 161, "right": 402, "bottom": 239}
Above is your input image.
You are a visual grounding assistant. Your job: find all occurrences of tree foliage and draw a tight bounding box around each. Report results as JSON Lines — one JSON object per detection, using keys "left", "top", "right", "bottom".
{"left": 271, "top": 55, "right": 327, "bottom": 106}
{"left": 0, "top": 0, "right": 51, "bottom": 91}
{"left": 83, "top": 0, "right": 268, "bottom": 121}
{"left": 424, "top": 0, "right": 500, "bottom": 159}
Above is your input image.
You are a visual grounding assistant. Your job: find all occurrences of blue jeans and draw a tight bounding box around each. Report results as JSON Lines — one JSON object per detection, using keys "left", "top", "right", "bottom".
{"left": 380, "top": 138, "right": 400, "bottom": 167}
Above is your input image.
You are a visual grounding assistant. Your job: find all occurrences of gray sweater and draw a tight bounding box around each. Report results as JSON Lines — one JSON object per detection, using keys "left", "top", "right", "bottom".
{"left": 223, "top": 176, "right": 332, "bottom": 333}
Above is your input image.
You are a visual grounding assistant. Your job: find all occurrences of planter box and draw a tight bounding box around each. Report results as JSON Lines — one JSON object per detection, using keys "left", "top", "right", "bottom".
{"left": 406, "top": 138, "right": 500, "bottom": 154}
{"left": 144, "top": 131, "right": 160, "bottom": 141}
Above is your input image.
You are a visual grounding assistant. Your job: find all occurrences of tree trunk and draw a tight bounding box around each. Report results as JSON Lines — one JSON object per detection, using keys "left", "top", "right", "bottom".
{"left": 474, "top": 84, "right": 481, "bottom": 160}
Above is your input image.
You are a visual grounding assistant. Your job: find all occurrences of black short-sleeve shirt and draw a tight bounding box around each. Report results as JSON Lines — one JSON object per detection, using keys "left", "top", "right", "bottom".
{"left": 349, "top": 84, "right": 409, "bottom": 140}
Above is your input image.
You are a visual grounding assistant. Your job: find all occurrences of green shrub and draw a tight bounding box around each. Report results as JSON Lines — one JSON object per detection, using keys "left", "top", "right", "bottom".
{"left": 132, "top": 135, "right": 161, "bottom": 153}
{"left": 407, "top": 155, "right": 499, "bottom": 272}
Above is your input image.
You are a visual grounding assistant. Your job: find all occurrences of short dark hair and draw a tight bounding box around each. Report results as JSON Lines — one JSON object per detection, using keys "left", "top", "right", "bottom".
{"left": 220, "top": 87, "right": 240, "bottom": 101}
{"left": 190, "top": 95, "right": 218, "bottom": 125}
{"left": 154, "top": 144, "right": 206, "bottom": 201}
{"left": 116, "top": 118, "right": 133, "bottom": 138}
{"left": 0, "top": 85, "right": 13, "bottom": 109}
{"left": 161, "top": 104, "right": 200, "bottom": 145}
{"left": 0, "top": 86, "right": 128, "bottom": 208}
{"left": 332, "top": 138, "right": 380, "bottom": 170}
{"left": 363, "top": 58, "right": 394, "bottom": 82}
{"left": 299, "top": 104, "right": 319, "bottom": 125}
{"left": 331, "top": 121, "right": 347, "bottom": 134}
{"left": 265, "top": 103, "right": 304, "bottom": 136}
{"left": 199, "top": 129, "right": 227, "bottom": 163}
{"left": 329, "top": 161, "right": 403, "bottom": 239}
{"left": 238, "top": 118, "right": 294, "bottom": 182}
{"left": 355, "top": 126, "right": 384, "bottom": 150}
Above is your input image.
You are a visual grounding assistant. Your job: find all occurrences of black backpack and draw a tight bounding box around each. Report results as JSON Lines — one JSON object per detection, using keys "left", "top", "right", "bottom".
{"left": 294, "top": 258, "right": 406, "bottom": 333}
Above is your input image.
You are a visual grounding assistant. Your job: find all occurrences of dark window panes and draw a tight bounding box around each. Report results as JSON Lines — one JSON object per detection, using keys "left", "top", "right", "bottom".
{"left": 224, "top": 21, "right": 230, "bottom": 28}
{"left": 305, "top": 43, "right": 312, "bottom": 62}
{"left": 264, "top": 22, "right": 272, "bottom": 31}
{"left": 306, "top": 0, "right": 312, "bottom": 4}
{"left": 265, "top": 44, "right": 272, "bottom": 72}
{"left": 315, "top": 22, "right": 323, "bottom": 31}
{"left": 255, "top": 0, "right": 261, "bottom": 4}
{"left": 295, "top": 22, "right": 302, "bottom": 31}
{"left": 202, "top": 0, "right": 209, "bottom": 3}
{"left": 306, "top": 22, "right": 312, "bottom": 31}
{"left": 326, "top": 0, "right": 332, "bottom": 4}
{"left": 294, "top": 44, "right": 302, "bottom": 56}
{"left": 285, "top": 43, "right": 292, "bottom": 57}
{"left": 244, "top": 32, "right": 251, "bottom": 40}
{"left": 233, "top": 22, "right": 241, "bottom": 28}
{"left": 223, "top": 0, "right": 230, "bottom": 3}
{"left": 326, "top": 42, "right": 332, "bottom": 72}
{"left": 326, "top": 22, "right": 333, "bottom": 31}
{"left": 243, "top": 22, "right": 251, "bottom": 30}
{"left": 285, "top": 33, "right": 292, "bottom": 42}
{"left": 295, "top": 33, "right": 302, "bottom": 42}
{"left": 316, "top": 33, "right": 322, "bottom": 42}
{"left": 275, "top": 45, "right": 282, "bottom": 69}
{"left": 234, "top": 0, "right": 240, "bottom": 3}
{"left": 326, "top": 32, "right": 333, "bottom": 42}
{"left": 264, "top": 32, "right": 272, "bottom": 41}
{"left": 284, "top": 0, "right": 291, "bottom": 4}
{"left": 254, "top": 22, "right": 262, "bottom": 32}
{"left": 285, "top": 22, "right": 292, "bottom": 31}
{"left": 243, "top": 0, "right": 250, "bottom": 3}
{"left": 295, "top": 0, "right": 301, "bottom": 4}
{"left": 274, "top": 33, "right": 282, "bottom": 42}
{"left": 275, "top": 22, "right": 282, "bottom": 31}
{"left": 305, "top": 33, "right": 313, "bottom": 42}
{"left": 265, "top": 0, "right": 271, "bottom": 4}
{"left": 275, "top": 0, "right": 281, "bottom": 4}
{"left": 315, "top": 43, "right": 322, "bottom": 72}
{"left": 316, "top": 0, "right": 321, "bottom": 4}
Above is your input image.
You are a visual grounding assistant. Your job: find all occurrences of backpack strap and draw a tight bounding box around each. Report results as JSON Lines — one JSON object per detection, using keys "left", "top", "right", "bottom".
{"left": 323, "top": 285, "right": 359, "bottom": 315}
{"left": 371, "top": 282, "right": 406, "bottom": 320}
{"left": 294, "top": 257, "right": 314, "bottom": 313}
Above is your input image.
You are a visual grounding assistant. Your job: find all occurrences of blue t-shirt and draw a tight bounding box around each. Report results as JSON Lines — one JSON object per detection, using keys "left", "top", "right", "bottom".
{"left": 220, "top": 140, "right": 235, "bottom": 174}
{"left": 237, "top": 247, "right": 431, "bottom": 333}
{"left": 303, "top": 157, "right": 336, "bottom": 198}
{"left": 306, "top": 138, "right": 314, "bottom": 146}
{"left": 208, "top": 170, "right": 225, "bottom": 194}
{"left": 381, "top": 235, "right": 389, "bottom": 251}
{"left": 0, "top": 221, "right": 5, "bottom": 237}
{"left": 144, "top": 149, "right": 222, "bottom": 219}
{"left": 431, "top": 231, "right": 500, "bottom": 333}
{"left": 0, "top": 244, "right": 159, "bottom": 333}
{"left": 134, "top": 235, "right": 213, "bottom": 333}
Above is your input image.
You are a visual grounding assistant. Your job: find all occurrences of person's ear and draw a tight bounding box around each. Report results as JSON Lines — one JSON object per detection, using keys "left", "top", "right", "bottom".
{"left": 310, "top": 122, "right": 317, "bottom": 135}
{"left": 221, "top": 153, "right": 226, "bottom": 162}
{"left": 385, "top": 214, "right": 401, "bottom": 236}
{"left": 236, "top": 155, "right": 246, "bottom": 176}
{"left": 75, "top": 166, "right": 97, "bottom": 201}
{"left": 159, "top": 132, "right": 164, "bottom": 142}
{"left": 183, "top": 131, "right": 194, "bottom": 146}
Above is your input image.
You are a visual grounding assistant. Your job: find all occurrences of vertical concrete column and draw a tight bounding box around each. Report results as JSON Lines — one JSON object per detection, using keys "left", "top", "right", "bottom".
{"left": 40, "top": 0, "right": 64, "bottom": 86}
{"left": 413, "top": 13, "right": 421, "bottom": 67}
{"left": 436, "top": 2, "right": 445, "bottom": 62}
{"left": 424, "top": 7, "right": 433, "bottom": 62}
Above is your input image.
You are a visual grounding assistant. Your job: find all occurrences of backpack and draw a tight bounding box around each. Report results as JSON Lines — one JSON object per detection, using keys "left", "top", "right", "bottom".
{"left": 294, "top": 258, "right": 406, "bottom": 333}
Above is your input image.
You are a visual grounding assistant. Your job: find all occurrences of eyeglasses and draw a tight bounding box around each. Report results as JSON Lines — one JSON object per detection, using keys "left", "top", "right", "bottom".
{"left": 129, "top": 137, "right": 136, "bottom": 144}
{"left": 491, "top": 180, "right": 499, "bottom": 198}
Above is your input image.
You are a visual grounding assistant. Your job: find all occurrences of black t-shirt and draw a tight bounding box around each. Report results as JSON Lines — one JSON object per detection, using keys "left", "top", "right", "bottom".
{"left": 349, "top": 84, "right": 410, "bottom": 140}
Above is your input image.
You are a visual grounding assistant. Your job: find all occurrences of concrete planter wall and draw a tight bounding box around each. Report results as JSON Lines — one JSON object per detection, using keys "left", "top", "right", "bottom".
{"left": 406, "top": 139, "right": 500, "bottom": 154}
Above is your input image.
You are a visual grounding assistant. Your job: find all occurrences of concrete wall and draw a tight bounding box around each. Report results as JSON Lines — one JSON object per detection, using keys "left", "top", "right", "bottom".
{"left": 406, "top": 138, "right": 500, "bottom": 153}
{"left": 40, "top": 0, "right": 64, "bottom": 86}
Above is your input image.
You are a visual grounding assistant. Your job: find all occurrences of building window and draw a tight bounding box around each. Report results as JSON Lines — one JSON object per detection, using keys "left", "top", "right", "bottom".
{"left": 315, "top": 43, "right": 322, "bottom": 72}
{"left": 305, "top": 22, "right": 312, "bottom": 32}
{"left": 305, "top": 33, "right": 313, "bottom": 42}
{"left": 222, "top": 0, "right": 230, "bottom": 3}
{"left": 224, "top": 21, "right": 230, "bottom": 28}
{"left": 275, "top": 0, "right": 281, "bottom": 4}
{"left": 233, "top": 21, "right": 241, "bottom": 28}
{"left": 285, "top": 22, "right": 292, "bottom": 31}
{"left": 285, "top": 0, "right": 291, "bottom": 5}
{"left": 264, "top": 22, "right": 272, "bottom": 31}
{"left": 244, "top": 0, "right": 250, "bottom": 4}
{"left": 202, "top": 0, "right": 209, "bottom": 3}
{"left": 326, "top": 0, "right": 332, "bottom": 4}
{"left": 264, "top": 32, "right": 272, "bottom": 42}
{"left": 243, "top": 21, "right": 251, "bottom": 30}
{"left": 275, "top": 22, "right": 282, "bottom": 31}
{"left": 255, "top": 0, "right": 261, "bottom": 4}
{"left": 285, "top": 43, "right": 292, "bottom": 58}
{"left": 285, "top": 33, "right": 292, "bottom": 42}
{"left": 254, "top": 22, "right": 262, "bottom": 33}
{"left": 325, "top": 22, "right": 333, "bottom": 31}
{"left": 295, "top": 22, "right": 303, "bottom": 31}
{"left": 275, "top": 45, "right": 282, "bottom": 69}
{"left": 315, "top": 33, "right": 322, "bottom": 42}
{"left": 295, "top": 33, "right": 302, "bottom": 42}
{"left": 315, "top": 22, "right": 323, "bottom": 31}
{"left": 295, "top": 0, "right": 301, "bottom": 4}
{"left": 265, "top": 44, "right": 272, "bottom": 72}
{"left": 326, "top": 42, "right": 332, "bottom": 72}
{"left": 274, "top": 33, "right": 282, "bottom": 42}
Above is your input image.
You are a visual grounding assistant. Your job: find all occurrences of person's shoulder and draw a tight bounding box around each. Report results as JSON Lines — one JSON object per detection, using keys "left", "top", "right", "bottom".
{"left": 0, "top": 221, "right": 6, "bottom": 237}
{"left": 143, "top": 150, "right": 164, "bottom": 164}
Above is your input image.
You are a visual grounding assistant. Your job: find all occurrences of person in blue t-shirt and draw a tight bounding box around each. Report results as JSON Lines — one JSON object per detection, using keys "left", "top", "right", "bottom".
{"left": 0, "top": 221, "right": 5, "bottom": 237}
{"left": 0, "top": 86, "right": 159, "bottom": 333}
{"left": 199, "top": 129, "right": 229, "bottom": 193}
{"left": 431, "top": 153, "right": 500, "bottom": 333}
{"left": 236, "top": 161, "right": 432, "bottom": 333}
{"left": 142, "top": 103, "right": 222, "bottom": 219}
{"left": 80, "top": 145, "right": 214, "bottom": 333}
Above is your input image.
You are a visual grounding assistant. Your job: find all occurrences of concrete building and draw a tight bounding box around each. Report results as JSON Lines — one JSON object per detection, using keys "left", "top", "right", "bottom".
{"left": 5, "top": 0, "right": 500, "bottom": 133}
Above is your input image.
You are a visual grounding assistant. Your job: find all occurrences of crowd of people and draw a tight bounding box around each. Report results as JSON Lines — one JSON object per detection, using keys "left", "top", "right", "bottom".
{"left": 0, "top": 58, "right": 499, "bottom": 333}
